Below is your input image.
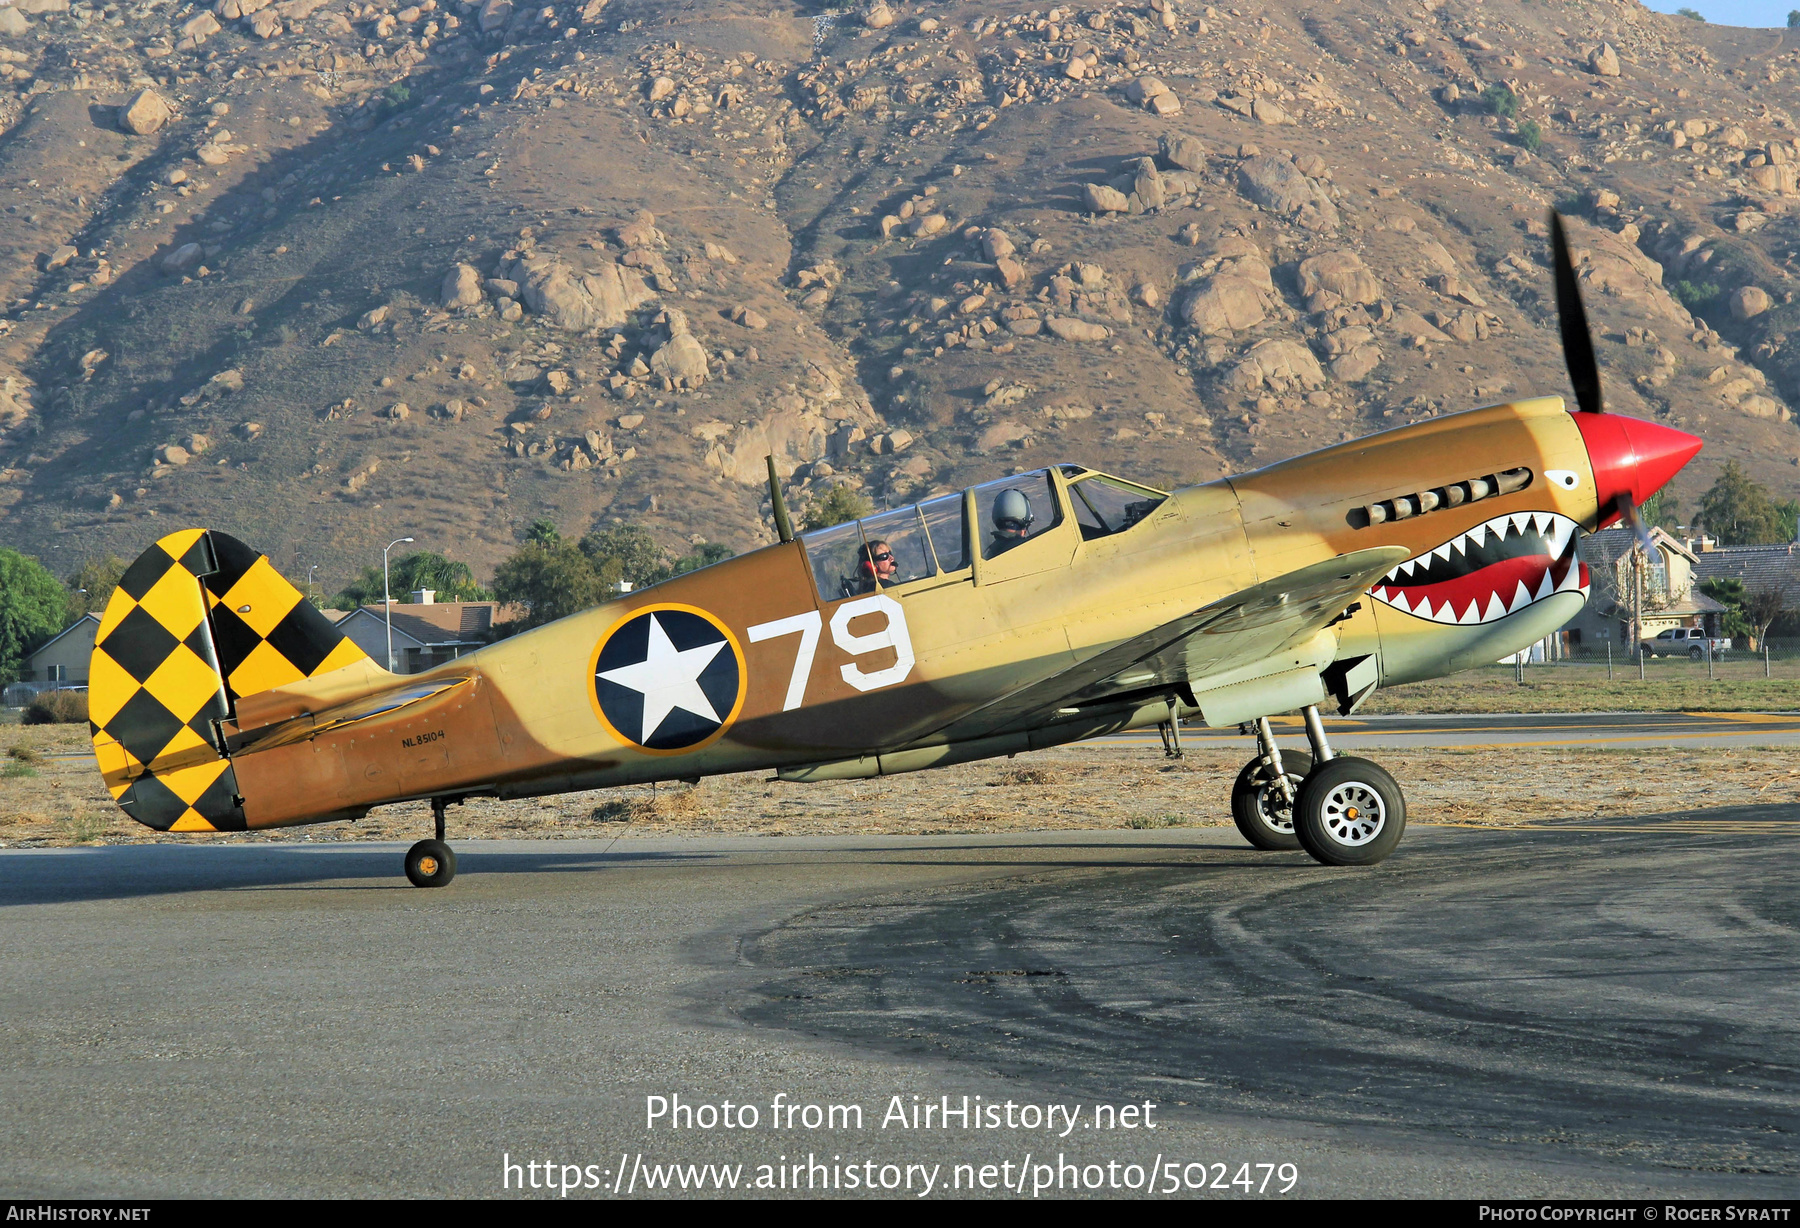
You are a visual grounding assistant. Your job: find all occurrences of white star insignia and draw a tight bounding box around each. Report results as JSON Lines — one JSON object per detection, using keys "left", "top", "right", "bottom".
{"left": 597, "top": 613, "right": 728, "bottom": 744}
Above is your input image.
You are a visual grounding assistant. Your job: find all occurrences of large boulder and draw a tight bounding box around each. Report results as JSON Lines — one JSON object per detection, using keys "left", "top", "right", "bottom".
{"left": 649, "top": 333, "right": 709, "bottom": 384}
{"left": 1228, "top": 339, "right": 1326, "bottom": 391}
{"left": 118, "top": 89, "right": 171, "bottom": 135}
{"left": 1181, "top": 276, "right": 1268, "bottom": 334}
{"left": 1297, "top": 250, "right": 1380, "bottom": 305}
{"left": 1045, "top": 317, "right": 1110, "bottom": 341}
{"left": 1237, "top": 155, "right": 1339, "bottom": 229}
{"left": 1159, "top": 133, "right": 1207, "bottom": 172}
{"left": 1083, "top": 183, "right": 1129, "bottom": 213}
{"left": 511, "top": 256, "right": 655, "bottom": 332}
{"left": 0, "top": 7, "right": 29, "bottom": 33}
{"left": 440, "top": 263, "right": 482, "bottom": 308}
{"left": 1589, "top": 42, "right": 1620, "bottom": 77}
{"left": 1730, "top": 286, "right": 1772, "bottom": 320}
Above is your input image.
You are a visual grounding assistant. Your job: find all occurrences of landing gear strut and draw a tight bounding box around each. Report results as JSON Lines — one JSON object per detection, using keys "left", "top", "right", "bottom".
{"left": 404, "top": 796, "right": 458, "bottom": 888}
{"left": 1231, "top": 717, "right": 1310, "bottom": 850}
{"left": 1232, "top": 707, "right": 1407, "bottom": 866}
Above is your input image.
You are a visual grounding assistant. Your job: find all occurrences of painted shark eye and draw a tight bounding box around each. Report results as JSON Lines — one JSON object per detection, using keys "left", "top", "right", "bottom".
{"left": 1545, "top": 470, "right": 1580, "bottom": 490}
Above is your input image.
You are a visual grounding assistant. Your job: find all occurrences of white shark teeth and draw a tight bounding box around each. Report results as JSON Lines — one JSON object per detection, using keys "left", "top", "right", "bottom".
{"left": 1370, "top": 511, "right": 1584, "bottom": 624}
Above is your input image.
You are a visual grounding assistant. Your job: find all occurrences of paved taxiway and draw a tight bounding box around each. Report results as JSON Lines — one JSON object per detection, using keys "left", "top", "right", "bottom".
{"left": 1, "top": 813, "right": 1794, "bottom": 1198}
{"left": 1109, "top": 710, "right": 1800, "bottom": 751}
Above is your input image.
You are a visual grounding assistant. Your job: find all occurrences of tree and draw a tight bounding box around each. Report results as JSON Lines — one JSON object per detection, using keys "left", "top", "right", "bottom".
{"left": 1697, "top": 462, "right": 1794, "bottom": 545}
{"left": 1481, "top": 84, "right": 1518, "bottom": 120}
{"left": 64, "top": 553, "right": 127, "bottom": 618}
{"left": 1675, "top": 6, "right": 1704, "bottom": 19}
{"left": 1743, "top": 586, "right": 1787, "bottom": 647}
{"left": 0, "top": 548, "right": 71, "bottom": 685}
{"left": 1699, "top": 577, "right": 1751, "bottom": 640}
{"left": 1791, "top": 8, "right": 1800, "bottom": 27}
{"left": 1640, "top": 490, "right": 1682, "bottom": 533}
{"left": 579, "top": 523, "right": 664, "bottom": 587}
{"left": 1516, "top": 118, "right": 1542, "bottom": 153}
{"left": 491, "top": 540, "right": 611, "bottom": 630}
{"left": 804, "top": 484, "right": 873, "bottom": 530}
{"left": 525, "top": 518, "right": 562, "bottom": 546}
{"left": 669, "top": 541, "right": 734, "bottom": 577}
{"left": 330, "top": 550, "right": 491, "bottom": 608}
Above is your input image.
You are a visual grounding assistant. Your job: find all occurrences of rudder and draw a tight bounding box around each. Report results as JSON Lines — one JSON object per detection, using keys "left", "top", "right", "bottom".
{"left": 88, "top": 529, "right": 370, "bottom": 832}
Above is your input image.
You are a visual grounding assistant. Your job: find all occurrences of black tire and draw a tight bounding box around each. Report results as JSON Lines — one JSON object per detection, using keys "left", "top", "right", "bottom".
{"left": 1294, "top": 756, "right": 1406, "bottom": 867}
{"left": 405, "top": 838, "right": 457, "bottom": 888}
{"left": 1230, "top": 750, "right": 1313, "bottom": 851}
{"left": 1689, "top": 646, "right": 1703, "bottom": 660}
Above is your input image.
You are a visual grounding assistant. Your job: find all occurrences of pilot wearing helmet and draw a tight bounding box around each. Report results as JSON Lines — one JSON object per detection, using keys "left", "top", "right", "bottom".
{"left": 988, "top": 488, "right": 1035, "bottom": 557}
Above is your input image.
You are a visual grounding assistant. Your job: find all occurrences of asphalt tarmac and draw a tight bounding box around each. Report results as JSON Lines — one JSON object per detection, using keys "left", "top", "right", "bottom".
{"left": 1109, "top": 710, "right": 1800, "bottom": 751}
{"left": 1, "top": 813, "right": 1794, "bottom": 1199}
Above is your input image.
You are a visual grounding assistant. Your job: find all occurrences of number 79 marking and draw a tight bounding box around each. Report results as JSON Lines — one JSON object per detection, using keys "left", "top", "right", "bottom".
{"left": 747, "top": 597, "right": 915, "bottom": 711}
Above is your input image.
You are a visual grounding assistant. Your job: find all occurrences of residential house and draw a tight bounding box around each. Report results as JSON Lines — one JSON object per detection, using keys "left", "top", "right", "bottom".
{"left": 1560, "top": 526, "right": 1725, "bottom": 648}
{"left": 1685, "top": 534, "right": 1800, "bottom": 635}
{"left": 330, "top": 592, "right": 504, "bottom": 674}
{"left": 16, "top": 613, "right": 99, "bottom": 686}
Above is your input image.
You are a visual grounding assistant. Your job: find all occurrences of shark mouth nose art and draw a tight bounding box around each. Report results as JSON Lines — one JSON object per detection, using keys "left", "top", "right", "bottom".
{"left": 1369, "top": 511, "right": 1589, "bottom": 625}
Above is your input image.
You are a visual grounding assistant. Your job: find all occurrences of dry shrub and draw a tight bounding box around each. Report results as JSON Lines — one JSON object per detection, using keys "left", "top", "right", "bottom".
{"left": 591, "top": 786, "right": 703, "bottom": 824}
{"left": 989, "top": 766, "right": 1063, "bottom": 787}
{"left": 7, "top": 745, "right": 43, "bottom": 764}
{"left": 23, "top": 691, "right": 88, "bottom": 725}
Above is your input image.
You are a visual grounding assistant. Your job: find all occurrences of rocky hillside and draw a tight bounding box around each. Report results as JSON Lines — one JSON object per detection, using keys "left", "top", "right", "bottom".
{"left": 1, "top": 0, "right": 1798, "bottom": 586}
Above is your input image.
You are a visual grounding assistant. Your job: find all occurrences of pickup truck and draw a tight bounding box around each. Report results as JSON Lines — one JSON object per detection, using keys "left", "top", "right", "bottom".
{"left": 1639, "top": 627, "right": 1731, "bottom": 659}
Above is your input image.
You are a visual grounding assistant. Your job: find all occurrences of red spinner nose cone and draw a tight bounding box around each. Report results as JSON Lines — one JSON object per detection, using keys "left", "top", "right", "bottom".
{"left": 1570, "top": 411, "right": 1703, "bottom": 526}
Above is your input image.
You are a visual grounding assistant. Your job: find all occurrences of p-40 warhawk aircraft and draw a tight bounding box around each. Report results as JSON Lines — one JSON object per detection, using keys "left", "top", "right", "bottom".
{"left": 88, "top": 217, "right": 1702, "bottom": 884}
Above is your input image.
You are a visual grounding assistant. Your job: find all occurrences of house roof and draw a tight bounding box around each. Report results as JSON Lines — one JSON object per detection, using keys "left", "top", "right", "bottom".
{"left": 1689, "top": 542, "right": 1800, "bottom": 604}
{"left": 1578, "top": 525, "right": 1697, "bottom": 574}
{"left": 23, "top": 612, "right": 99, "bottom": 661}
{"left": 337, "top": 602, "right": 503, "bottom": 647}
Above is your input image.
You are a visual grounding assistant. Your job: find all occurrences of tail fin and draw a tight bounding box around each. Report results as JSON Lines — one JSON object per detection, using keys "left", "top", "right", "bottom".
{"left": 88, "top": 529, "right": 370, "bottom": 832}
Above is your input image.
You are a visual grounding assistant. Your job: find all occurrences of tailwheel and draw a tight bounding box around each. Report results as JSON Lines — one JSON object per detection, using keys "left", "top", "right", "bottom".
{"left": 1294, "top": 756, "right": 1406, "bottom": 867}
{"left": 1230, "top": 750, "right": 1312, "bottom": 851}
{"left": 405, "top": 838, "right": 457, "bottom": 888}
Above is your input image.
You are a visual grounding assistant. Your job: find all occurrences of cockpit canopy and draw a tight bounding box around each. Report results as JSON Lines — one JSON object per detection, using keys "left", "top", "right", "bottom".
{"left": 800, "top": 465, "right": 1168, "bottom": 601}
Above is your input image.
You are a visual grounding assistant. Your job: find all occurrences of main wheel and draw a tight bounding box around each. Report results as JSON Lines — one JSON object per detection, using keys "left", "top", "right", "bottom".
{"left": 1230, "top": 750, "right": 1313, "bottom": 851}
{"left": 1294, "top": 756, "right": 1405, "bottom": 867}
{"left": 405, "top": 838, "right": 457, "bottom": 887}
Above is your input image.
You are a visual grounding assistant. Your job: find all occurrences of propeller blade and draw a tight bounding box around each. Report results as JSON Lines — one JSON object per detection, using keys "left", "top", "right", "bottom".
{"left": 1550, "top": 211, "right": 1605, "bottom": 415}
{"left": 1617, "top": 492, "right": 1660, "bottom": 563}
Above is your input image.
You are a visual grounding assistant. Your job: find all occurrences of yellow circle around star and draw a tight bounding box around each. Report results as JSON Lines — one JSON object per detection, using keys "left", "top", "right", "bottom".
{"left": 586, "top": 602, "right": 747, "bottom": 755}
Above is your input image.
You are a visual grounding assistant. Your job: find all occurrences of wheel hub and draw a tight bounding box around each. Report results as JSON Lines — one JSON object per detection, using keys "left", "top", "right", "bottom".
{"left": 1255, "top": 778, "right": 1299, "bottom": 833}
{"left": 1319, "top": 782, "right": 1386, "bottom": 846}
{"left": 417, "top": 855, "right": 439, "bottom": 876}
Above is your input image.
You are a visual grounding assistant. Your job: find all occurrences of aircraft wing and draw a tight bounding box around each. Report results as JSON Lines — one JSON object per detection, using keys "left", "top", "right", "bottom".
{"left": 931, "top": 545, "right": 1411, "bottom": 742}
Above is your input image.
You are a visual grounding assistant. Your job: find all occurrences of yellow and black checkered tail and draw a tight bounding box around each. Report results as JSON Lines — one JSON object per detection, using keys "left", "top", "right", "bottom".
{"left": 88, "top": 529, "right": 371, "bottom": 833}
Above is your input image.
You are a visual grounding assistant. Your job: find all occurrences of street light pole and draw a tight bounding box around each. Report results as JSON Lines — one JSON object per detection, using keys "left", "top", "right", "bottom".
{"left": 383, "top": 536, "right": 414, "bottom": 672}
{"left": 307, "top": 565, "right": 318, "bottom": 604}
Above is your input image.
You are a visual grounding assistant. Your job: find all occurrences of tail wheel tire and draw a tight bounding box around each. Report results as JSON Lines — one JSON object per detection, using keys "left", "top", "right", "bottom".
{"left": 1294, "top": 757, "right": 1406, "bottom": 867}
{"left": 1230, "top": 750, "right": 1313, "bottom": 851}
{"left": 405, "top": 838, "right": 457, "bottom": 888}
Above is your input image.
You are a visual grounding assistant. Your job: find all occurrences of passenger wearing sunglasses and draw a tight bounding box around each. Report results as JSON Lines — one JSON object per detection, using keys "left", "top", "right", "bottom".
{"left": 850, "top": 539, "right": 899, "bottom": 594}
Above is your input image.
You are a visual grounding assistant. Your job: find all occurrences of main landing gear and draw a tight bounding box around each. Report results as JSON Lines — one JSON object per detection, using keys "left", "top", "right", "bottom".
{"left": 1230, "top": 708, "right": 1406, "bottom": 866}
{"left": 405, "top": 797, "right": 458, "bottom": 888}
